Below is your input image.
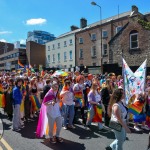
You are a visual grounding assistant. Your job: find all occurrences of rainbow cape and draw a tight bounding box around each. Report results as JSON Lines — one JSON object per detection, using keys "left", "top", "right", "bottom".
{"left": 128, "top": 101, "right": 144, "bottom": 115}
{"left": 0, "top": 94, "right": 5, "bottom": 108}
{"left": 74, "top": 91, "right": 84, "bottom": 107}
{"left": 87, "top": 105, "right": 102, "bottom": 122}
{"left": 30, "top": 95, "right": 41, "bottom": 111}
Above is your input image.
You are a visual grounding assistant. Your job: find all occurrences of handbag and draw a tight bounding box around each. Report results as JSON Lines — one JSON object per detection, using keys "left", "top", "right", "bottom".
{"left": 109, "top": 120, "right": 122, "bottom": 132}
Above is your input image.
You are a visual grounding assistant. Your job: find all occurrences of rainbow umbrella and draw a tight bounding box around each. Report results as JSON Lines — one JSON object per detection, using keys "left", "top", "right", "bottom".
{"left": 52, "top": 70, "right": 68, "bottom": 76}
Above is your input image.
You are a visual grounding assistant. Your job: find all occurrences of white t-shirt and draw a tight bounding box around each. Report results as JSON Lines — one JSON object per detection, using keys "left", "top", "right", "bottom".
{"left": 95, "top": 91, "right": 101, "bottom": 103}
{"left": 46, "top": 102, "right": 61, "bottom": 118}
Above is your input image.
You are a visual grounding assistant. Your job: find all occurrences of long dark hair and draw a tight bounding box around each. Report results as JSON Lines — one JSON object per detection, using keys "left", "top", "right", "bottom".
{"left": 109, "top": 89, "right": 123, "bottom": 106}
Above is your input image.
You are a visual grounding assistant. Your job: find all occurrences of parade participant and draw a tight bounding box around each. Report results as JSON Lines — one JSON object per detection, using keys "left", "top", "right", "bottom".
{"left": 60, "top": 79, "right": 75, "bottom": 129}
{"left": 86, "top": 81, "right": 104, "bottom": 130}
{"left": 106, "top": 89, "right": 131, "bottom": 150}
{"left": 42, "top": 79, "right": 51, "bottom": 98}
{"left": 146, "top": 88, "right": 150, "bottom": 128}
{"left": 131, "top": 93, "right": 149, "bottom": 131}
{"left": 23, "top": 77, "right": 30, "bottom": 121}
{"left": 5, "top": 78, "right": 14, "bottom": 121}
{"left": 101, "top": 79, "right": 113, "bottom": 126}
{"left": 73, "top": 75, "right": 86, "bottom": 125}
{"left": 12, "top": 77, "right": 23, "bottom": 131}
{"left": 43, "top": 81, "right": 63, "bottom": 143}
{"left": 29, "top": 78, "right": 40, "bottom": 118}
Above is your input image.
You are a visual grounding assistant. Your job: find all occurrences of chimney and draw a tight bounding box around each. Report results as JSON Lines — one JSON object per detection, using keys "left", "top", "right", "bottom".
{"left": 80, "top": 18, "right": 87, "bottom": 28}
{"left": 70, "top": 25, "right": 79, "bottom": 31}
{"left": 132, "top": 5, "right": 138, "bottom": 13}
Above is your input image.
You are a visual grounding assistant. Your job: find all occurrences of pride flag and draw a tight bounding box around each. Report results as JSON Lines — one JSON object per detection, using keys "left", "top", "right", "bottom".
{"left": 0, "top": 84, "right": 4, "bottom": 94}
{"left": 74, "top": 91, "right": 84, "bottom": 107}
{"left": 128, "top": 101, "right": 144, "bottom": 115}
{"left": 87, "top": 105, "right": 102, "bottom": 122}
{"left": 30, "top": 95, "right": 41, "bottom": 111}
{"left": 18, "top": 59, "right": 24, "bottom": 68}
{"left": 0, "top": 94, "right": 5, "bottom": 108}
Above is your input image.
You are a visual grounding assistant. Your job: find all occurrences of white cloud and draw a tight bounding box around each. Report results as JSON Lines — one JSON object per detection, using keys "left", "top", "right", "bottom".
{"left": 0, "top": 39, "right": 7, "bottom": 42}
{"left": 0, "top": 31, "right": 12, "bottom": 35}
{"left": 20, "top": 39, "right": 26, "bottom": 44}
{"left": 26, "top": 18, "right": 47, "bottom": 25}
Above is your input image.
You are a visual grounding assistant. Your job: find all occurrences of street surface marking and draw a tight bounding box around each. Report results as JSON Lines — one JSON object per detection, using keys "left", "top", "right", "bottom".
{"left": 0, "top": 138, "right": 13, "bottom": 150}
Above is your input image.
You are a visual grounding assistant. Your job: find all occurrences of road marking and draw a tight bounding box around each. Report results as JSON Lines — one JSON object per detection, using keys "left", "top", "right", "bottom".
{"left": 0, "top": 138, "right": 13, "bottom": 150}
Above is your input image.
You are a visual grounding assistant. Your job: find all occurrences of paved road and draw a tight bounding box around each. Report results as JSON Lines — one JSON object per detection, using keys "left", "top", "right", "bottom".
{"left": 0, "top": 109, "right": 149, "bottom": 150}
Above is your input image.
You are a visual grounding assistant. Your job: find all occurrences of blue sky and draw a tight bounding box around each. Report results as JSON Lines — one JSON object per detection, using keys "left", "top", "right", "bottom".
{"left": 0, "top": 0, "right": 150, "bottom": 44}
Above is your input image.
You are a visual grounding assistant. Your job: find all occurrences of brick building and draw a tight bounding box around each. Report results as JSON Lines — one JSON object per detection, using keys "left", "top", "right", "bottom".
{"left": 75, "top": 10, "right": 130, "bottom": 70}
{"left": 109, "top": 6, "right": 150, "bottom": 68}
{"left": 26, "top": 41, "right": 45, "bottom": 69}
{"left": 0, "top": 42, "right": 26, "bottom": 70}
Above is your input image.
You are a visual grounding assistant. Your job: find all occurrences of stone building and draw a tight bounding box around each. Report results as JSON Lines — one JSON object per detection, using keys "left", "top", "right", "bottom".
{"left": 109, "top": 5, "right": 150, "bottom": 67}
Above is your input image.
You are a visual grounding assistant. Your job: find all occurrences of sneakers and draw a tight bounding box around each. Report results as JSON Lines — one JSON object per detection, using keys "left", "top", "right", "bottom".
{"left": 50, "top": 138, "right": 56, "bottom": 144}
{"left": 105, "top": 146, "right": 112, "bottom": 150}
{"left": 63, "top": 126, "right": 67, "bottom": 130}
{"left": 141, "top": 125, "right": 150, "bottom": 130}
{"left": 13, "top": 128, "right": 21, "bottom": 132}
{"left": 68, "top": 125, "right": 75, "bottom": 129}
{"left": 134, "top": 126, "right": 142, "bottom": 131}
{"left": 55, "top": 137, "right": 63, "bottom": 143}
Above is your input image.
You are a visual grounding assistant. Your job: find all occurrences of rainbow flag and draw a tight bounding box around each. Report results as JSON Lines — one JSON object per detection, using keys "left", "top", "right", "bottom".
{"left": 74, "top": 91, "right": 84, "bottom": 107}
{"left": 87, "top": 105, "right": 102, "bottom": 122}
{"left": 18, "top": 59, "right": 24, "bottom": 68}
{"left": 0, "top": 94, "right": 5, "bottom": 108}
{"left": 30, "top": 95, "right": 41, "bottom": 111}
{"left": 0, "top": 84, "right": 4, "bottom": 94}
{"left": 128, "top": 101, "right": 144, "bottom": 115}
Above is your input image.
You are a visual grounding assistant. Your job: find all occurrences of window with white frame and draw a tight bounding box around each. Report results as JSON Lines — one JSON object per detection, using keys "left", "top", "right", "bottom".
{"left": 69, "top": 39, "right": 72, "bottom": 45}
{"left": 69, "top": 50, "right": 72, "bottom": 60}
{"left": 103, "top": 44, "right": 107, "bottom": 55}
{"left": 64, "top": 41, "right": 67, "bottom": 47}
{"left": 64, "top": 52, "right": 67, "bottom": 61}
{"left": 58, "top": 43, "right": 60, "bottom": 48}
{"left": 52, "top": 44, "right": 55, "bottom": 49}
{"left": 79, "top": 37, "right": 83, "bottom": 44}
{"left": 91, "top": 46, "right": 96, "bottom": 57}
{"left": 91, "top": 33, "right": 96, "bottom": 41}
{"left": 130, "top": 30, "right": 138, "bottom": 49}
{"left": 116, "top": 26, "right": 122, "bottom": 33}
{"left": 52, "top": 54, "right": 55, "bottom": 62}
{"left": 79, "top": 49, "right": 83, "bottom": 59}
{"left": 48, "top": 46, "right": 50, "bottom": 51}
{"left": 57, "top": 53, "right": 60, "bottom": 62}
{"left": 102, "top": 30, "right": 108, "bottom": 38}
{"left": 48, "top": 55, "right": 50, "bottom": 62}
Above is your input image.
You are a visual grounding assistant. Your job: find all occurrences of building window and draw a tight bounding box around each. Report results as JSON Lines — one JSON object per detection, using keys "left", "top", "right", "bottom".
{"left": 64, "top": 41, "right": 67, "bottom": 47}
{"left": 91, "top": 33, "right": 96, "bottom": 41}
{"left": 130, "top": 30, "right": 138, "bottom": 49}
{"left": 102, "top": 30, "right": 108, "bottom": 38}
{"left": 103, "top": 44, "right": 107, "bottom": 55}
{"left": 79, "top": 37, "right": 83, "bottom": 44}
{"left": 48, "top": 55, "right": 50, "bottom": 62}
{"left": 64, "top": 52, "right": 67, "bottom": 61}
{"left": 52, "top": 44, "right": 55, "bottom": 50}
{"left": 57, "top": 53, "right": 60, "bottom": 62}
{"left": 69, "top": 39, "right": 72, "bottom": 45}
{"left": 48, "top": 46, "right": 50, "bottom": 51}
{"left": 69, "top": 50, "right": 72, "bottom": 60}
{"left": 91, "top": 46, "right": 96, "bottom": 57}
{"left": 70, "top": 64, "right": 72, "bottom": 68}
{"left": 79, "top": 49, "right": 83, "bottom": 59}
{"left": 58, "top": 43, "right": 60, "bottom": 48}
{"left": 52, "top": 54, "right": 55, "bottom": 62}
{"left": 93, "top": 63, "right": 96, "bottom": 66}
{"left": 116, "top": 26, "right": 122, "bottom": 33}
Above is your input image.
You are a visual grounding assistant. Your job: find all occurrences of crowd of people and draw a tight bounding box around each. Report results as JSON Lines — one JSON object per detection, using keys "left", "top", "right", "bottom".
{"left": 0, "top": 70, "right": 150, "bottom": 150}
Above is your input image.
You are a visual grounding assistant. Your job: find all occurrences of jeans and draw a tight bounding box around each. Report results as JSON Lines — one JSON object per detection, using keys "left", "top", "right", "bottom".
{"left": 86, "top": 105, "right": 103, "bottom": 128}
{"left": 110, "top": 127, "right": 126, "bottom": 150}
{"left": 47, "top": 114, "right": 62, "bottom": 138}
{"left": 63, "top": 104, "right": 75, "bottom": 127}
{"left": 13, "top": 104, "right": 21, "bottom": 130}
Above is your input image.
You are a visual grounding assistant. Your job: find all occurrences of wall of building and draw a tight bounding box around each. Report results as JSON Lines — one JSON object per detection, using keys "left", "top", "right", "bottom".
{"left": 46, "top": 34, "right": 75, "bottom": 69}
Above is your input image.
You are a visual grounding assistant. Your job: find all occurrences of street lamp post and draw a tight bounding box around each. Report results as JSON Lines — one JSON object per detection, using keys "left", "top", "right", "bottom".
{"left": 91, "top": 1, "right": 103, "bottom": 74}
